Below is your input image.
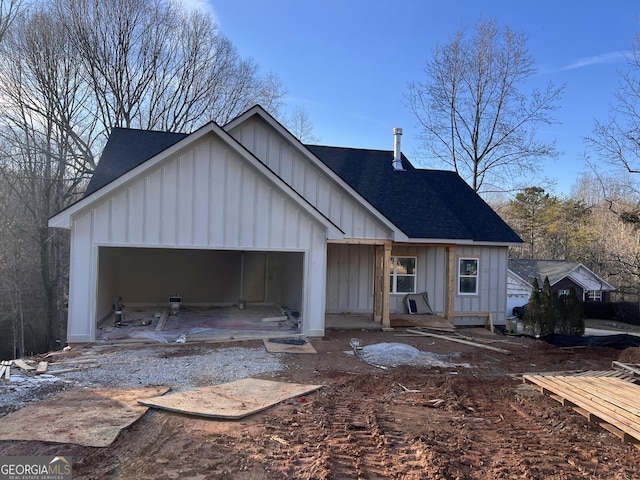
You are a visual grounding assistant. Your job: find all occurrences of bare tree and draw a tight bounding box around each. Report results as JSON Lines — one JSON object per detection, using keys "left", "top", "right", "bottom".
{"left": 0, "top": 0, "right": 21, "bottom": 42}
{"left": 587, "top": 34, "right": 640, "bottom": 178}
{"left": 407, "top": 19, "right": 563, "bottom": 193}
{"left": 285, "top": 106, "right": 320, "bottom": 144}
{"left": 0, "top": 6, "right": 86, "bottom": 349}
{"left": 0, "top": 0, "right": 288, "bottom": 353}
{"left": 57, "top": 0, "right": 285, "bottom": 132}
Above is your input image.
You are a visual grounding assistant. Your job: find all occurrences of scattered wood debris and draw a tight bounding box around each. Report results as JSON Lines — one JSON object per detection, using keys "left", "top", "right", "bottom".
{"left": 35, "top": 361, "right": 48, "bottom": 374}
{"left": 405, "top": 328, "right": 511, "bottom": 355}
{"left": 612, "top": 361, "right": 640, "bottom": 380}
{"left": 13, "top": 359, "right": 35, "bottom": 371}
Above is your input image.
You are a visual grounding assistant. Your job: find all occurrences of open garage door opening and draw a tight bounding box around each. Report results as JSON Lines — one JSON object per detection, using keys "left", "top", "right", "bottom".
{"left": 95, "top": 247, "right": 304, "bottom": 343}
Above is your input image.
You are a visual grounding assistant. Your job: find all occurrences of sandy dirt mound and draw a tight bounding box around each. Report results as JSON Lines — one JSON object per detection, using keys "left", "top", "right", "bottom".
{"left": 618, "top": 346, "right": 640, "bottom": 363}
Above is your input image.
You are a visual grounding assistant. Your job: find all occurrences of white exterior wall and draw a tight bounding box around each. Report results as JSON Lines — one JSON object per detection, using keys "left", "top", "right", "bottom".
{"left": 66, "top": 134, "right": 328, "bottom": 342}
{"left": 454, "top": 246, "right": 510, "bottom": 325}
{"left": 229, "top": 117, "right": 393, "bottom": 240}
{"left": 325, "top": 243, "right": 510, "bottom": 325}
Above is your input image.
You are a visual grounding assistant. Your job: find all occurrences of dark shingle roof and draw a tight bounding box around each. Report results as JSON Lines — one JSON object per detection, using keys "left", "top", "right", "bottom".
{"left": 84, "top": 128, "right": 521, "bottom": 243}
{"left": 306, "top": 145, "right": 522, "bottom": 242}
{"left": 85, "top": 127, "right": 188, "bottom": 196}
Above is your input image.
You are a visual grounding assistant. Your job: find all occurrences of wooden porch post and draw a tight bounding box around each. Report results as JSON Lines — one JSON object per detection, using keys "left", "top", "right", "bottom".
{"left": 374, "top": 245, "right": 383, "bottom": 322}
{"left": 446, "top": 245, "right": 456, "bottom": 321}
{"left": 382, "top": 241, "right": 392, "bottom": 328}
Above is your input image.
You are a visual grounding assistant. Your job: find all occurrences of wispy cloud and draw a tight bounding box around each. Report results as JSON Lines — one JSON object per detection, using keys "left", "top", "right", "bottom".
{"left": 543, "top": 51, "right": 629, "bottom": 74}
{"left": 180, "top": 0, "right": 219, "bottom": 23}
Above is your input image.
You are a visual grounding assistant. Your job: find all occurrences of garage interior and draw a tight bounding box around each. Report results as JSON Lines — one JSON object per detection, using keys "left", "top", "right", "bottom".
{"left": 95, "top": 247, "right": 304, "bottom": 342}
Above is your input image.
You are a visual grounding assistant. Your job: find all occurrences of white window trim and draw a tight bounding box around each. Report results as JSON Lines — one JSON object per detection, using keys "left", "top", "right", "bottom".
{"left": 586, "top": 290, "right": 602, "bottom": 301}
{"left": 458, "top": 257, "right": 479, "bottom": 296}
{"left": 390, "top": 256, "right": 417, "bottom": 294}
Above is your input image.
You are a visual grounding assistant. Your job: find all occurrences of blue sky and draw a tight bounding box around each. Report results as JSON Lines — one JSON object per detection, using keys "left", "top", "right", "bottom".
{"left": 195, "top": 1, "right": 640, "bottom": 196}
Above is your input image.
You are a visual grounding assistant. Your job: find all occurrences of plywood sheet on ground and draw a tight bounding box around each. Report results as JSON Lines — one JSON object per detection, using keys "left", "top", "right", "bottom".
{"left": 139, "top": 378, "right": 322, "bottom": 419}
{"left": 0, "top": 386, "right": 169, "bottom": 447}
{"left": 390, "top": 314, "right": 455, "bottom": 331}
{"left": 263, "top": 339, "right": 317, "bottom": 353}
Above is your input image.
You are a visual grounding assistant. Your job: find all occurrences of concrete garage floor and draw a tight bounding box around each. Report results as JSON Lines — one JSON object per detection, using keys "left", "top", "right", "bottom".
{"left": 98, "top": 305, "right": 301, "bottom": 343}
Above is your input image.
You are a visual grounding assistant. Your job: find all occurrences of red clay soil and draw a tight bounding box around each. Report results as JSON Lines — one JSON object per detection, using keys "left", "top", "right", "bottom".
{"left": 2, "top": 329, "right": 640, "bottom": 479}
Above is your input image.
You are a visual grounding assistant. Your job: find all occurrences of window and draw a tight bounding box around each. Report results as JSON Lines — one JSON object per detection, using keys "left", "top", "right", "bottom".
{"left": 586, "top": 290, "right": 602, "bottom": 301}
{"left": 558, "top": 289, "right": 570, "bottom": 297}
{"left": 458, "top": 258, "right": 478, "bottom": 295}
{"left": 389, "top": 256, "right": 416, "bottom": 294}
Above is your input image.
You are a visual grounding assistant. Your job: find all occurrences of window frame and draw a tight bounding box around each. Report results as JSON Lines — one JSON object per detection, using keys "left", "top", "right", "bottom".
{"left": 586, "top": 290, "right": 602, "bottom": 301}
{"left": 389, "top": 256, "right": 417, "bottom": 294}
{"left": 458, "top": 257, "right": 479, "bottom": 295}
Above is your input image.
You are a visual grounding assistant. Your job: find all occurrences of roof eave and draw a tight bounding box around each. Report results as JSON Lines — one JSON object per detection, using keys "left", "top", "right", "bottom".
{"left": 48, "top": 121, "right": 346, "bottom": 239}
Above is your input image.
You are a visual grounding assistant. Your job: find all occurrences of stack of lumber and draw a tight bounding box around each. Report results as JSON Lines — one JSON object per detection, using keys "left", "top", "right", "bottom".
{"left": 524, "top": 371, "right": 640, "bottom": 450}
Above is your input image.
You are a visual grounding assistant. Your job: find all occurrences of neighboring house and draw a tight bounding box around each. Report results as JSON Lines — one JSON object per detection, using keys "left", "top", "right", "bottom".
{"left": 48, "top": 105, "right": 523, "bottom": 344}
{"left": 507, "top": 259, "right": 616, "bottom": 314}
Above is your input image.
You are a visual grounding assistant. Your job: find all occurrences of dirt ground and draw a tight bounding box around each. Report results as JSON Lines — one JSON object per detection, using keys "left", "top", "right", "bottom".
{"left": 2, "top": 328, "right": 640, "bottom": 479}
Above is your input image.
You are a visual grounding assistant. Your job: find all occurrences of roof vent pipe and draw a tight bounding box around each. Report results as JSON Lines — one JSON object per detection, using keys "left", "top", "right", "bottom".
{"left": 392, "top": 128, "right": 404, "bottom": 171}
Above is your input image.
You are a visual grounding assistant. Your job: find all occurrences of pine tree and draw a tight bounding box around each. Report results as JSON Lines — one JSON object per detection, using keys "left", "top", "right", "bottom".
{"left": 523, "top": 277, "right": 543, "bottom": 336}
{"left": 556, "top": 287, "right": 585, "bottom": 336}
{"left": 540, "top": 277, "right": 556, "bottom": 336}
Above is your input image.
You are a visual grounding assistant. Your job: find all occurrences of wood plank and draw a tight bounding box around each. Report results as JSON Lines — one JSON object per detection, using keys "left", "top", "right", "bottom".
{"left": 571, "top": 377, "right": 640, "bottom": 411}
{"left": 13, "top": 359, "right": 35, "bottom": 370}
{"left": 612, "top": 361, "right": 640, "bottom": 377}
{"left": 35, "top": 361, "right": 48, "bottom": 374}
{"left": 406, "top": 328, "right": 511, "bottom": 355}
{"left": 390, "top": 314, "right": 455, "bottom": 331}
{"left": 557, "top": 377, "right": 640, "bottom": 420}
{"left": 154, "top": 309, "right": 169, "bottom": 332}
{"left": 48, "top": 364, "right": 100, "bottom": 375}
{"left": 262, "top": 316, "right": 288, "bottom": 323}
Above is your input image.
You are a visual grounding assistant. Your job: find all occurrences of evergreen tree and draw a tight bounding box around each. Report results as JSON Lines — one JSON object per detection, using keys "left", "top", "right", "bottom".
{"left": 556, "top": 288, "right": 585, "bottom": 336}
{"left": 540, "top": 277, "right": 556, "bottom": 336}
{"left": 523, "top": 277, "right": 543, "bottom": 336}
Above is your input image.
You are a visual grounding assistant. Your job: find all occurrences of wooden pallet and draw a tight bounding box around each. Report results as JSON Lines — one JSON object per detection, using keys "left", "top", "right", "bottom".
{"left": 526, "top": 369, "right": 638, "bottom": 382}
{"left": 523, "top": 374, "right": 640, "bottom": 449}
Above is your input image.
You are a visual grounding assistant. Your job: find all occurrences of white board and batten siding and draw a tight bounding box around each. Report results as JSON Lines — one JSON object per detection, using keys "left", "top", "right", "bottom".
{"left": 453, "top": 246, "right": 510, "bottom": 326}
{"left": 66, "top": 133, "right": 329, "bottom": 343}
{"left": 229, "top": 116, "right": 393, "bottom": 241}
{"left": 325, "top": 243, "right": 510, "bottom": 325}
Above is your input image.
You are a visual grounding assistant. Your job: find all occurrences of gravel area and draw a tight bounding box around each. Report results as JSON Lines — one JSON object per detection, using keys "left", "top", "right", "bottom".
{"left": 0, "top": 345, "right": 288, "bottom": 416}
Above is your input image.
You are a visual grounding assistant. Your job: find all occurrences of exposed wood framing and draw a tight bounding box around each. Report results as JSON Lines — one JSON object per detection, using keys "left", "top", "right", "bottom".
{"left": 382, "top": 242, "right": 392, "bottom": 328}
{"left": 374, "top": 245, "right": 383, "bottom": 322}
{"left": 445, "top": 245, "right": 456, "bottom": 321}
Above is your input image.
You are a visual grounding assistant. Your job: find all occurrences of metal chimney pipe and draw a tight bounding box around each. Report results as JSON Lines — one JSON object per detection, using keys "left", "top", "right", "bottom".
{"left": 392, "top": 128, "right": 404, "bottom": 170}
